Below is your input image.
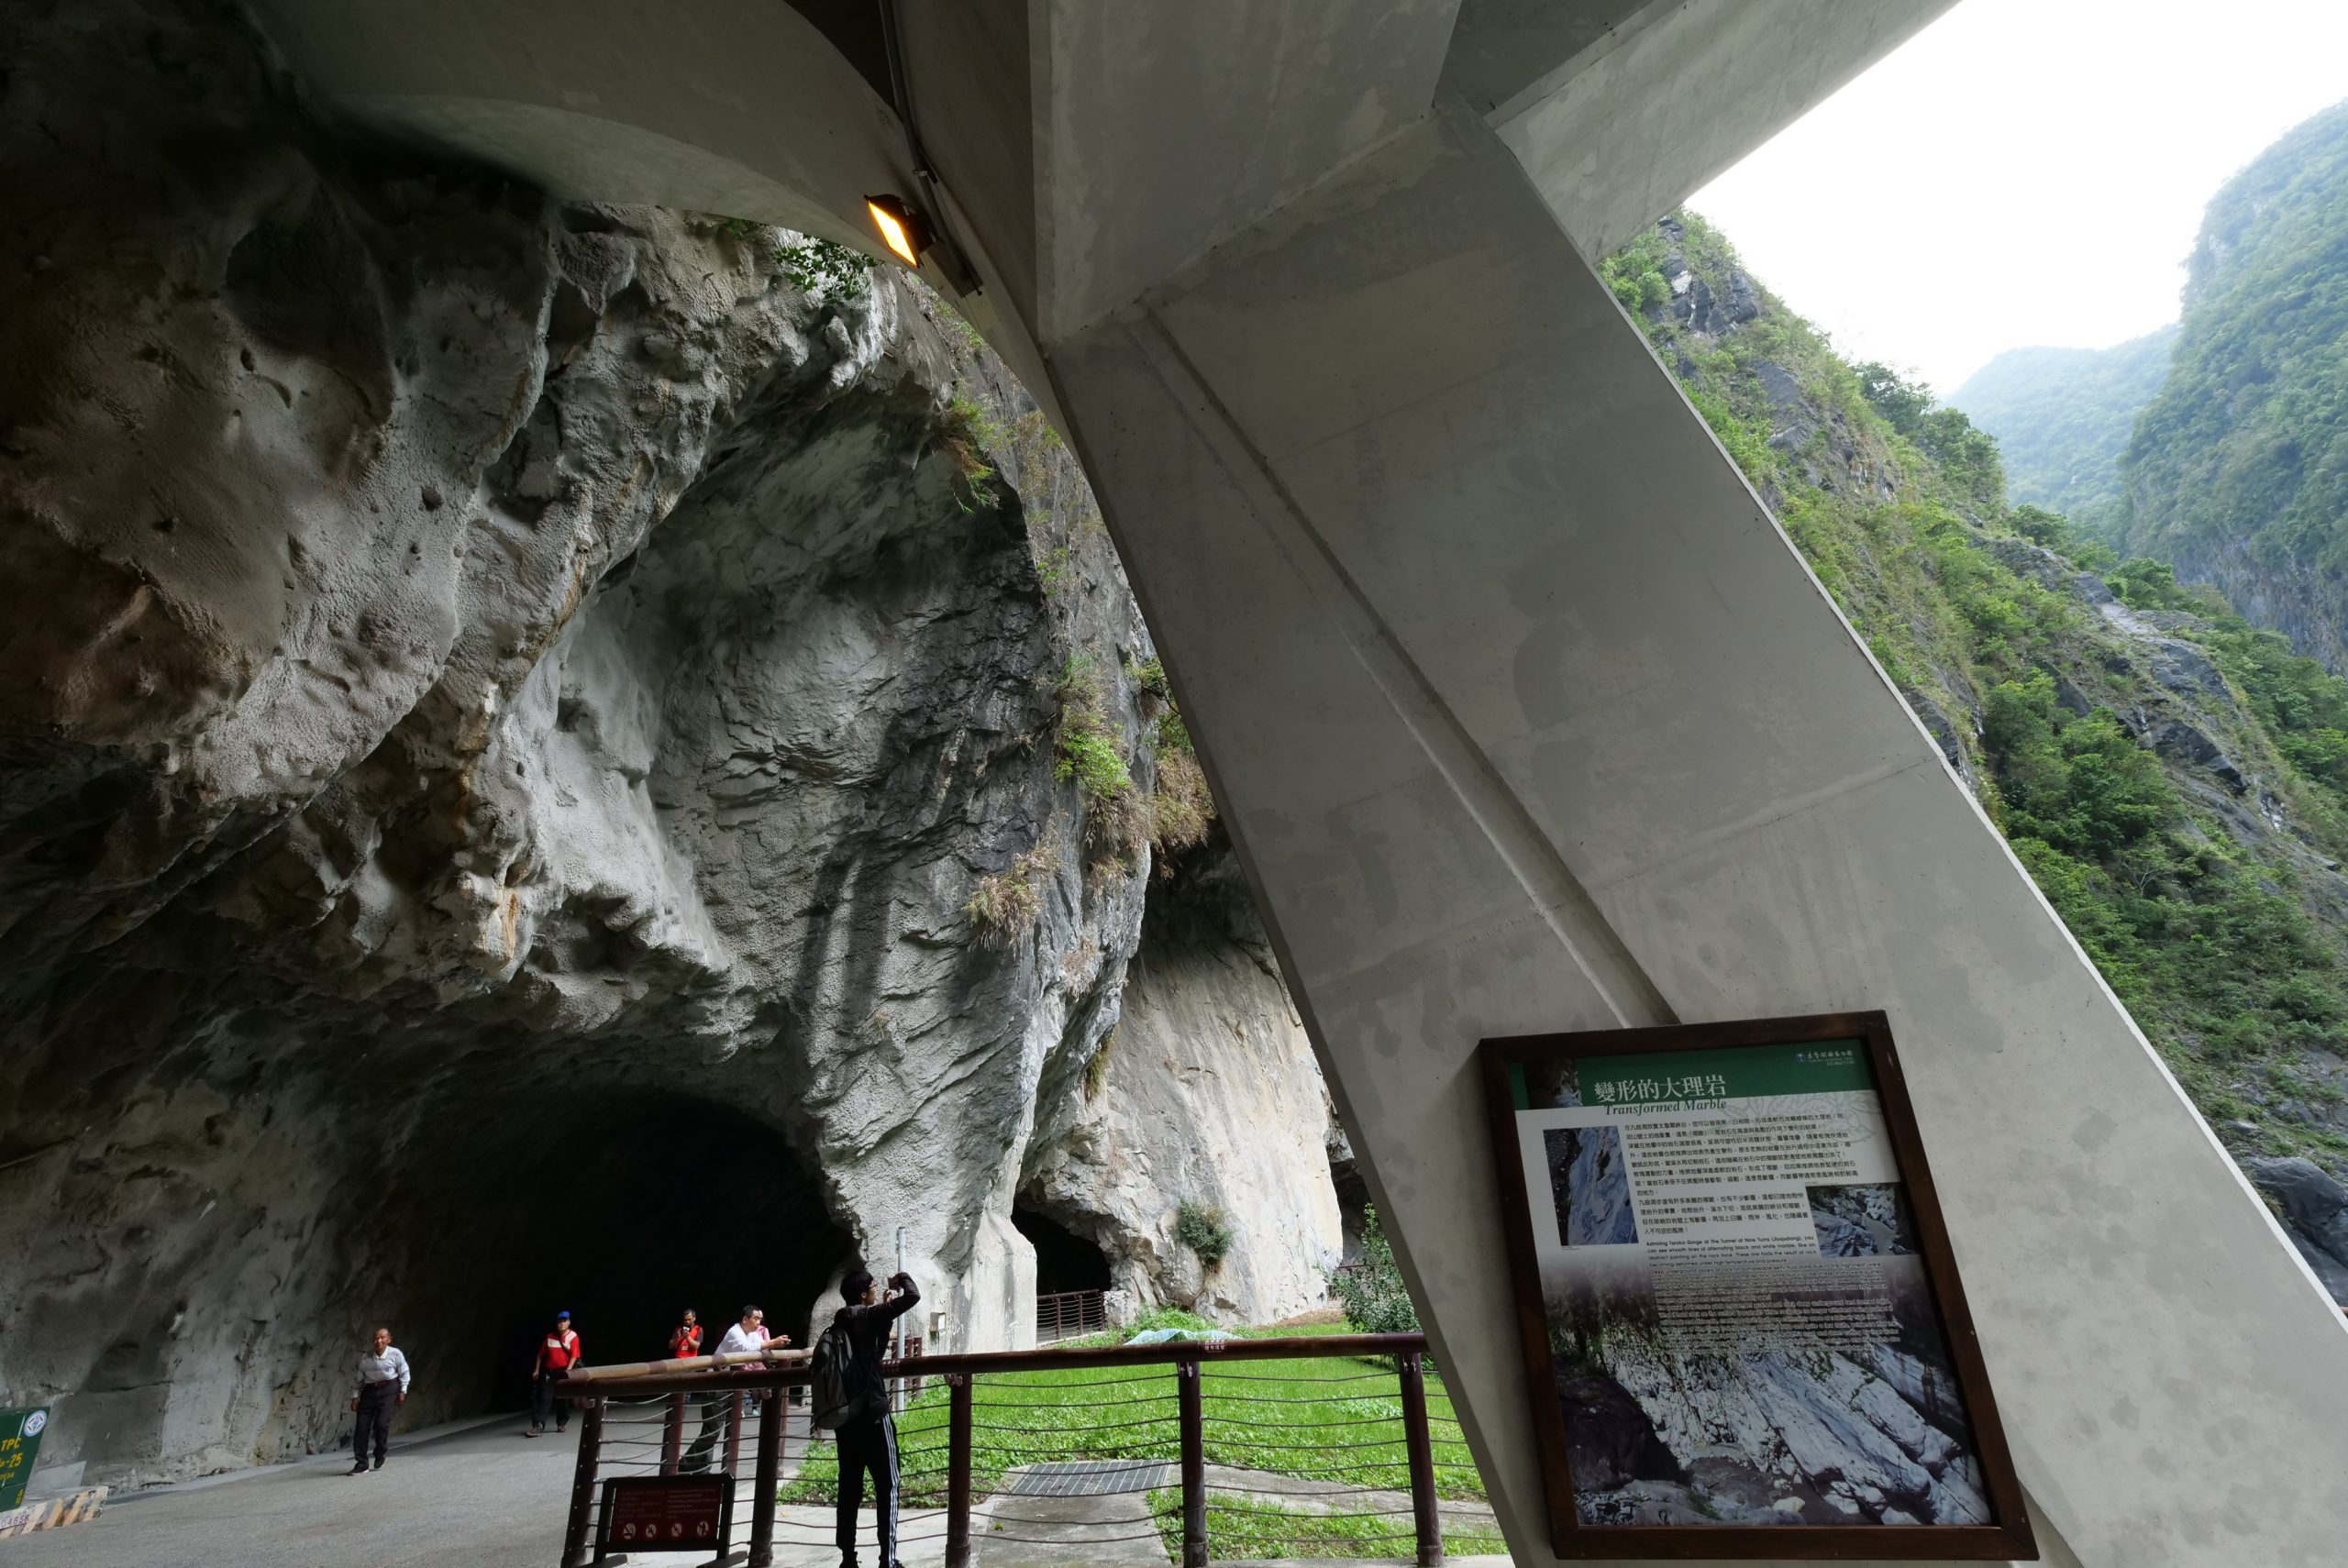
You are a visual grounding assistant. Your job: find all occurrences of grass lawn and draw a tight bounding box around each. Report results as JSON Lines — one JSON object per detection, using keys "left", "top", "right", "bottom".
{"left": 1145, "top": 1490, "right": 1509, "bottom": 1562}
{"left": 781, "top": 1320, "right": 1485, "bottom": 1509}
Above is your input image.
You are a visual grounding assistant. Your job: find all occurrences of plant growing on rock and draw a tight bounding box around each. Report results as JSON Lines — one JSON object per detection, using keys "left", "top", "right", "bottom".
{"left": 1174, "top": 1198, "right": 1234, "bottom": 1268}
{"left": 1083, "top": 1029, "right": 1116, "bottom": 1100}
{"left": 1329, "top": 1204, "right": 1421, "bottom": 1336}
{"left": 1599, "top": 228, "right": 1673, "bottom": 315}
{"left": 944, "top": 392, "right": 1005, "bottom": 511}
{"left": 963, "top": 842, "right": 1056, "bottom": 944}
{"left": 1147, "top": 704, "right": 1214, "bottom": 859}
{"left": 773, "top": 236, "right": 874, "bottom": 300}
{"left": 1049, "top": 656, "right": 1148, "bottom": 869}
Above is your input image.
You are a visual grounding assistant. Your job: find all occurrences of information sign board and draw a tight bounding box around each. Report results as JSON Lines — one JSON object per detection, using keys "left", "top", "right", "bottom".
{"left": 0, "top": 1409, "right": 50, "bottom": 1511}
{"left": 1481, "top": 1012, "right": 2037, "bottom": 1560}
{"left": 596, "top": 1474, "right": 731, "bottom": 1554}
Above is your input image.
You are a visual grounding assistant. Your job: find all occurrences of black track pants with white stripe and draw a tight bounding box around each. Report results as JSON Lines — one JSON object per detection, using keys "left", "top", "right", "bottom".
{"left": 834, "top": 1412, "right": 900, "bottom": 1564}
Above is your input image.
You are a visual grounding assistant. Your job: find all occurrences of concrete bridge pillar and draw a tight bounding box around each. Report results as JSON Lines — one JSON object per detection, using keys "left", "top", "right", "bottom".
{"left": 1048, "top": 94, "right": 2348, "bottom": 1568}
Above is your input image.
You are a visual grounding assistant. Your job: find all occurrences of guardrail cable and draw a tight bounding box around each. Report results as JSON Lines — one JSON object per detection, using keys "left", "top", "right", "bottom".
{"left": 557, "top": 1331, "right": 1480, "bottom": 1566}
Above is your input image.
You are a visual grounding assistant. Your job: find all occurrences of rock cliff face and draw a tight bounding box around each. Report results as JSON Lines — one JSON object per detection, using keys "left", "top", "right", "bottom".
{"left": 0, "top": 0, "right": 1337, "bottom": 1485}
{"left": 2113, "top": 102, "right": 2348, "bottom": 671}
{"left": 1023, "top": 848, "right": 1344, "bottom": 1324}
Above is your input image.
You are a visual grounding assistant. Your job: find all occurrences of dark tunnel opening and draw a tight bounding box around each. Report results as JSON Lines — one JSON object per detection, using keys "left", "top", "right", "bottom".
{"left": 372, "top": 1088, "right": 853, "bottom": 1422}
{"left": 1012, "top": 1204, "right": 1112, "bottom": 1296}
{"left": 1330, "top": 1158, "right": 1370, "bottom": 1266}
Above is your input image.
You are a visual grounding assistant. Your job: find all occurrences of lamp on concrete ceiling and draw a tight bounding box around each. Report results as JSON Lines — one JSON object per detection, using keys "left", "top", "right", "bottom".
{"left": 864, "top": 194, "right": 930, "bottom": 267}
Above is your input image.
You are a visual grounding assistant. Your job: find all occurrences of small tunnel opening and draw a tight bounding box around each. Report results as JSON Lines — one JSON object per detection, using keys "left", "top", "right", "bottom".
{"left": 1012, "top": 1204, "right": 1112, "bottom": 1296}
{"left": 376, "top": 1088, "right": 853, "bottom": 1420}
{"left": 1331, "top": 1157, "right": 1370, "bottom": 1266}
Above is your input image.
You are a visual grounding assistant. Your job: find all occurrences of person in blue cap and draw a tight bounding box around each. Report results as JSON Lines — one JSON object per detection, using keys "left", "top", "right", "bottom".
{"left": 528, "top": 1309, "right": 583, "bottom": 1436}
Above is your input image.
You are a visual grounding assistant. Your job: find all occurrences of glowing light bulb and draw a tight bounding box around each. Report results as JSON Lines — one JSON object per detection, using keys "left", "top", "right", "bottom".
{"left": 866, "top": 196, "right": 923, "bottom": 265}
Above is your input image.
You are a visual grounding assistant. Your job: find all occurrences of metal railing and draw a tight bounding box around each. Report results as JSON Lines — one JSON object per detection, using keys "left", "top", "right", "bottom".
{"left": 554, "top": 1332, "right": 1483, "bottom": 1566}
{"left": 1036, "top": 1287, "right": 1107, "bottom": 1342}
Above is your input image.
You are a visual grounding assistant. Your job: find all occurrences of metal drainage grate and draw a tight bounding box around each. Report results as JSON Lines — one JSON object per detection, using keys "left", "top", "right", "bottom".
{"left": 1001, "top": 1460, "right": 1174, "bottom": 1497}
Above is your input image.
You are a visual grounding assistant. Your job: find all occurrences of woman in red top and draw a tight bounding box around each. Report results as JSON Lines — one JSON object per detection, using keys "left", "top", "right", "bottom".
{"left": 670, "top": 1308, "right": 702, "bottom": 1361}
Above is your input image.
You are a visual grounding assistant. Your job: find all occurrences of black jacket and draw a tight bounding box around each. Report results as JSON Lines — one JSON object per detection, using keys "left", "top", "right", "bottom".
{"left": 832, "top": 1277, "right": 920, "bottom": 1412}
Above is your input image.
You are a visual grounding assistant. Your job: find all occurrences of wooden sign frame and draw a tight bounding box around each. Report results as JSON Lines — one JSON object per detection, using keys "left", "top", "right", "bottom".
{"left": 596, "top": 1473, "right": 734, "bottom": 1555}
{"left": 1479, "top": 1011, "right": 2036, "bottom": 1560}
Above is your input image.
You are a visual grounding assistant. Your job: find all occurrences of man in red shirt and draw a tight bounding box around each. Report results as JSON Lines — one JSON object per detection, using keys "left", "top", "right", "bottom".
{"left": 527, "top": 1310, "right": 582, "bottom": 1437}
{"left": 669, "top": 1309, "right": 703, "bottom": 1362}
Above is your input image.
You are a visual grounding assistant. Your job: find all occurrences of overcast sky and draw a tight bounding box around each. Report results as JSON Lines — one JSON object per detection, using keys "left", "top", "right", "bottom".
{"left": 1689, "top": 0, "right": 2348, "bottom": 396}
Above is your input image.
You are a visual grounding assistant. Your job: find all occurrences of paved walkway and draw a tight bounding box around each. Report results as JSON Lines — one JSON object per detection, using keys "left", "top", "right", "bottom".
{"left": 6, "top": 1419, "right": 1514, "bottom": 1567}
{"left": 7, "top": 1416, "right": 577, "bottom": 1568}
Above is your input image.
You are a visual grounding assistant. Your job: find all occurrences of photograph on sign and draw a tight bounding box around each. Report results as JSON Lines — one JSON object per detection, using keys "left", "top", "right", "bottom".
{"left": 1481, "top": 1013, "right": 2036, "bottom": 1560}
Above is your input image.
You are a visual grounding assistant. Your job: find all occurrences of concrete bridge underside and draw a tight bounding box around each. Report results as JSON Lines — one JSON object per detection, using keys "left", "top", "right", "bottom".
{"left": 240, "top": 2, "right": 2348, "bottom": 1564}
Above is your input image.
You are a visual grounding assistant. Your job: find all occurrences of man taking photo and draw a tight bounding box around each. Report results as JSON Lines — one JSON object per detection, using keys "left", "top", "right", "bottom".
{"left": 825, "top": 1269, "right": 919, "bottom": 1568}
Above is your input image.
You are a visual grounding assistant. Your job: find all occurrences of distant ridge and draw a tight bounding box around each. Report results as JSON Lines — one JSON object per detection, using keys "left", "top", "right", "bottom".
{"left": 1950, "top": 325, "right": 2176, "bottom": 527}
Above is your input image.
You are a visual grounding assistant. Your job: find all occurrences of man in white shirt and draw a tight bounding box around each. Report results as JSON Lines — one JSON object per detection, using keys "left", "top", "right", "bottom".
{"left": 681, "top": 1306, "right": 790, "bottom": 1473}
{"left": 349, "top": 1326, "right": 410, "bottom": 1474}
{"left": 714, "top": 1305, "right": 766, "bottom": 1360}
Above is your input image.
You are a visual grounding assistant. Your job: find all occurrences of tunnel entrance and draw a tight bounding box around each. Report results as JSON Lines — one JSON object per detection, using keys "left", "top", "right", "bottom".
{"left": 1013, "top": 1204, "right": 1112, "bottom": 1296}
{"left": 379, "top": 1088, "right": 853, "bottom": 1421}
{"left": 1330, "top": 1156, "right": 1370, "bottom": 1267}
{"left": 1013, "top": 1204, "right": 1112, "bottom": 1342}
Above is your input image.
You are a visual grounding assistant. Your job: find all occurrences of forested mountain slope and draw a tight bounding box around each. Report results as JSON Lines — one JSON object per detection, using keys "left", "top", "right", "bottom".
{"left": 1950, "top": 326, "right": 2175, "bottom": 525}
{"left": 2116, "top": 100, "right": 2348, "bottom": 670}
{"left": 1608, "top": 214, "right": 2348, "bottom": 1297}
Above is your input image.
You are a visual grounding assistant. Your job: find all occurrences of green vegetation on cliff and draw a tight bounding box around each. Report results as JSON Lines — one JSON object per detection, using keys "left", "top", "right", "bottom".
{"left": 2121, "top": 101, "right": 2348, "bottom": 573}
{"left": 1618, "top": 212, "right": 2348, "bottom": 1171}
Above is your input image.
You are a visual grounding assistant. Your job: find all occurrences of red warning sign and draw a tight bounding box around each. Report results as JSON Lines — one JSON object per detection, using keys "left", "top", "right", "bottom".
{"left": 598, "top": 1476, "right": 730, "bottom": 1554}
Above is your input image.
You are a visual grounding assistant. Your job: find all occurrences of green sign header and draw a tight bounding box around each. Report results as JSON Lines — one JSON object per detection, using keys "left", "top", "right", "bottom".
{"left": 1513, "top": 1040, "right": 1874, "bottom": 1110}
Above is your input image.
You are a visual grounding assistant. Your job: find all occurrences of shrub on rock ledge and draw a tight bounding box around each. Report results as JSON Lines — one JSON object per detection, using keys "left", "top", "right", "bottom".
{"left": 1175, "top": 1198, "right": 1234, "bottom": 1268}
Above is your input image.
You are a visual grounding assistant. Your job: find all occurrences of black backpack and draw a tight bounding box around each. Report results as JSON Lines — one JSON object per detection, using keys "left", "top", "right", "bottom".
{"left": 809, "top": 1315, "right": 872, "bottom": 1432}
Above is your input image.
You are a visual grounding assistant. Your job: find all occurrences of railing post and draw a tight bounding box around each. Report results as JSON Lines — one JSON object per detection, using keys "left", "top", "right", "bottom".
{"left": 945, "top": 1373, "right": 973, "bottom": 1568}
{"left": 1178, "top": 1357, "right": 1207, "bottom": 1568}
{"left": 660, "top": 1391, "right": 685, "bottom": 1475}
{"left": 1398, "top": 1351, "right": 1443, "bottom": 1567}
{"left": 747, "top": 1381, "right": 784, "bottom": 1568}
{"left": 724, "top": 1390, "right": 744, "bottom": 1475}
{"left": 559, "top": 1397, "right": 603, "bottom": 1568}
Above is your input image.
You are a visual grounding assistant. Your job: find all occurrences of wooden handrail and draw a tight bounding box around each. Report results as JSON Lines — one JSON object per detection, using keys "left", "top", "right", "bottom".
{"left": 562, "top": 1344, "right": 812, "bottom": 1384}
{"left": 559, "top": 1331, "right": 1426, "bottom": 1397}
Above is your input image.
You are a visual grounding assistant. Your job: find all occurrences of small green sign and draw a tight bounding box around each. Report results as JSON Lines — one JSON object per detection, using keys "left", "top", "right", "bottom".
{"left": 0, "top": 1408, "right": 50, "bottom": 1510}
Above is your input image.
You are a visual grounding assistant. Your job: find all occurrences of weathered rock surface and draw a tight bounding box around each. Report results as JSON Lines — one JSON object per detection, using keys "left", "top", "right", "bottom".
{"left": 1022, "top": 846, "right": 1343, "bottom": 1324}
{"left": 2242, "top": 1155, "right": 2348, "bottom": 1300}
{"left": 0, "top": 0, "right": 1335, "bottom": 1485}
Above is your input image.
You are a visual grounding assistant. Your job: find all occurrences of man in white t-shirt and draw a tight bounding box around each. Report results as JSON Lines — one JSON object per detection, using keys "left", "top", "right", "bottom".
{"left": 682, "top": 1306, "right": 790, "bottom": 1472}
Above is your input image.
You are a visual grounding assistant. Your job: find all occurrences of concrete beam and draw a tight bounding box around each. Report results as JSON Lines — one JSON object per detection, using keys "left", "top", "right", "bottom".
{"left": 1049, "top": 93, "right": 2348, "bottom": 1568}
{"left": 1485, "top": 0, "right": 1956, "bottom": 259}
{"left": 1440, "top": 0, "right": 1656, "bottom": 117}
{"left": 1035, "top": 0, "right": 1460, "bottom": 344}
